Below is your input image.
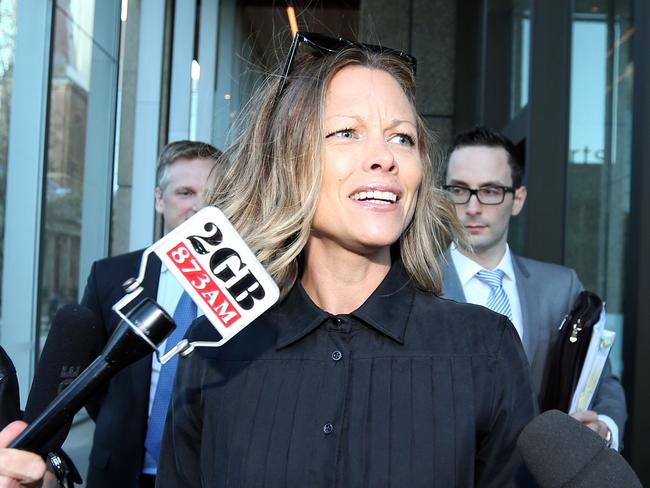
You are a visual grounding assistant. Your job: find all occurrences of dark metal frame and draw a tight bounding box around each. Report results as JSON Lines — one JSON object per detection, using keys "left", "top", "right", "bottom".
{"left": 622, "top": 0, "right": 650, "bottom": 480}
{"left": 524, "top": 0, "right": 572, "bottom": 264}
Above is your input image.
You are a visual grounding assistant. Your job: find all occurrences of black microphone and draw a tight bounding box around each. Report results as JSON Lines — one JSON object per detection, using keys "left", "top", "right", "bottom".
{"left": 10, "top": 298, "right": 175, "bottom": 453}
{"left": 0, "top": 346, "right": 21, "bottom": 429}
{"left": 517, "top": 410, "right": 641, "bottom": 488}
{"left": 23, "top": 304, "right": 105, "bottom": 450}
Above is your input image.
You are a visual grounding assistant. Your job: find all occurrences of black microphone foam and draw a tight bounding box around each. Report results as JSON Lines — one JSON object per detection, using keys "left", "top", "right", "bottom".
{"left": 12, "top": 298, "right": 174, "bottom": 453}
{"left": 0, "top": 346, "right": 21, "bottom": 429}
{"left": 24, "top": 304, "right": 104, "bottom": 451}
{"left": 517, "top": 410, "right": 641, "bottom": 488}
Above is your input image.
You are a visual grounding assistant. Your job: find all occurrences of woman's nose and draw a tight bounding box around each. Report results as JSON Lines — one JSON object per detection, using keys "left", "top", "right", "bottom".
{"left": 362, "top": 136, "right": 398, "bottom": 173}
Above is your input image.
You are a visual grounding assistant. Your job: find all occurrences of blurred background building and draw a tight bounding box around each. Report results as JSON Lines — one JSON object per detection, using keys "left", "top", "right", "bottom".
{"left": 0, "top": 0, "right": 648, "bottom": 484}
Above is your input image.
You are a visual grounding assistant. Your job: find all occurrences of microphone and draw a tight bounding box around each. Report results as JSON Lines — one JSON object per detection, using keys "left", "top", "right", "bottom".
{"left": 517, "top": 410, "right": 641, "bottom": 488}
{"left": 24, "top": 304, "right": 105, "bottom": 450}
{"left": 0, "top": 346, "right": 21, "bottom": 429}
{"left": 10, "top": 298, "right": 175, "bottom": 454}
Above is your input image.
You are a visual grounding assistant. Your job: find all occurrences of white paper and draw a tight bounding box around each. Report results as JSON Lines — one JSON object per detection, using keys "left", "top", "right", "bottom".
{"left": 569, "top": 304, "right": 616, "bottom": 413}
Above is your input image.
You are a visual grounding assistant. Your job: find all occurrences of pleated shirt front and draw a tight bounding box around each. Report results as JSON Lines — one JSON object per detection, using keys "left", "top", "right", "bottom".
{"left": 158, "top": 262, "right": 537, "bottom": 487}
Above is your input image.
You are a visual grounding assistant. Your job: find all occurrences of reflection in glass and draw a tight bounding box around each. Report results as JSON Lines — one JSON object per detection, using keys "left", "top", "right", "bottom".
{"left": 189, "top": 59, "right": 200, "bottom": 140}
{"left": 39, "top": 2, "right": 95, "bottom": 342}
{"left": 565, "top": 0, "right": 633, "bottom": 377}
{"left": 221, "top": 1, "right": 359, "bottom": 134}
{"left": 483, "top": 0, "right": 530, "bottom": 127}
{"left": 510, "top": 1, "right": 530, "bottom": 116}
{"left": 0, "top": 0, "right": 16, "bottom": 317}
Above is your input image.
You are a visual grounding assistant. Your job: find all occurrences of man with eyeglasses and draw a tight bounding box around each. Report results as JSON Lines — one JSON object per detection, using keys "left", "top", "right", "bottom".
{"left": 440, "top": 126, "right": 626, "bottom": 449}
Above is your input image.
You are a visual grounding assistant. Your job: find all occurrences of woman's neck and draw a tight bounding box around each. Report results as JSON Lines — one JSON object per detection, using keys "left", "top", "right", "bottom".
{"left": 300, "top": 241, "right": 391, "bottom": 315}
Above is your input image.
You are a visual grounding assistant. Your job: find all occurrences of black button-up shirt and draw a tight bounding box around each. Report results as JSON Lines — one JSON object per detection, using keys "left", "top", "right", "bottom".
{"left": 158, "top": 261, "right": 537, "bottom": 487}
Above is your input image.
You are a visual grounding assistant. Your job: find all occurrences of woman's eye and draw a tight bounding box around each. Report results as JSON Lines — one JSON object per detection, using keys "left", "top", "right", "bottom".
{"left": 326, "top": 128, "right": 355, "bottom": 139}
{"left": 389, "top": 133, "right": 415, "bottom": 146}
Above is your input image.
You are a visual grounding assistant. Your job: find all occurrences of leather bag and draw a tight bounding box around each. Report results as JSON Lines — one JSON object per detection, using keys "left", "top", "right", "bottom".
{"left": 541, "top": 290, "right": 603, "bottom": 413}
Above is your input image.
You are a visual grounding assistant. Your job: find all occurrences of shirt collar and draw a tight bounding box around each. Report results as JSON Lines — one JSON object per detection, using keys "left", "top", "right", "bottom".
{"left": 450, "top": 244, "right": 516, "bottom": 284}
{"left": 275, "top": 260, "right": 415, "bottom": 349}
{"left": 497, "top": 246, "right": 516, "bottom": 283}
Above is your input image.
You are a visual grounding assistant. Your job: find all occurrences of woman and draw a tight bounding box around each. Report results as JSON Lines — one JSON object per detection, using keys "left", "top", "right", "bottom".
{"left": 0, "top": 33, "right": 535, "bottom": 487}
{"left": 157, "top": 33, "right": 536, "bottom": 487}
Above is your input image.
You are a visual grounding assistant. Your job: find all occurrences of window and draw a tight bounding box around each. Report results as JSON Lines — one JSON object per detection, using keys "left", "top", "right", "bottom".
{"left": 565, "top": 0, "right": 634, "bottom": 376}
{"left": 0, "top": 0, "right": 16, "bottom": 317}
{"left": 38, "top": 0, "right": 119, "bottom": 346}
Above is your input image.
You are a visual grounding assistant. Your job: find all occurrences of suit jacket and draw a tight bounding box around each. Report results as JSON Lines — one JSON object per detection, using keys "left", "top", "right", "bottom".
{"left": 81, "top": 249, "right": 161, "bottom": 488}
{"left": 441, "top": 252, "right": 627, "bottom": 445}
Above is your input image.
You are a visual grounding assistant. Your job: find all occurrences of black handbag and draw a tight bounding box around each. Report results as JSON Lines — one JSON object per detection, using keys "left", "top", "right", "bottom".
{"left": 540, "top": 290, "right": 603, "bottom": 413}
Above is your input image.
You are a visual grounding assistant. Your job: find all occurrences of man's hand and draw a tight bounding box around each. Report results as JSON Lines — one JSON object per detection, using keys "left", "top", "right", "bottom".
{"left": 570, "top": 410, "right": 610, "bottom": 441}
{"left": 0, "top": 421, "right": 46, "bottom": 488}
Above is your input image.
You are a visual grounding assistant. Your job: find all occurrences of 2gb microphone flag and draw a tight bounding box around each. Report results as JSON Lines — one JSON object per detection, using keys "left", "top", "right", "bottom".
{"left": 149, "top": 206, "right": 279, "bottom": 346}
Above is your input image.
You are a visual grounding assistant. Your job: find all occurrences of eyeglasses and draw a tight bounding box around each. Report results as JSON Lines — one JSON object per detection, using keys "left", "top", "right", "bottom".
{"left": 276, "top": 31, "right": 417, "bottom": 102}
{"left": 443, "top": 185, "right": 515, "bottom": 205}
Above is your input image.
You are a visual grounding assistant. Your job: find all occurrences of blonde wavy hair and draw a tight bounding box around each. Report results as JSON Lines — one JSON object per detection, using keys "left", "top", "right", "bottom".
{"left": 207, "top": 45, "right": 464, "bottom": 299}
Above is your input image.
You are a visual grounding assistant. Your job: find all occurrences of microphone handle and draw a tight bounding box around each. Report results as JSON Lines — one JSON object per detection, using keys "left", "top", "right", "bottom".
{"left": 9, "top": 355, "right": 113, "bottom": 453}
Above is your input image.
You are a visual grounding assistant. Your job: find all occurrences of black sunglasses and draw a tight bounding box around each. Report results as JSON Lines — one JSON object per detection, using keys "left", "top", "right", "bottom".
{"left": 276, "top": 31, "right": 417, "bottom": 102}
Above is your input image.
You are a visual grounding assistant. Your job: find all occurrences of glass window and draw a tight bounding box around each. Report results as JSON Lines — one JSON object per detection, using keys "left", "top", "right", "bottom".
{"left": 510, "top": 1, "right": 530, "bottom": 117}
{"left": 0, "top": 0, "right": 16, "bottom": 318}
{"left": 213, "top": 0, "right": 360, "bottom": 146}
{"left": 483, "top": 0, "right": 531, "bottom": 128}
{"left": 110, "top": 0, "right": 172, "bottom": 254}
{"left": 110, "top": 0, "right": 140, "bottom": 256}
{"left": 565, "top": 0, "right": 633, "bottom": 377}
{"left": 38, "top": 0, "right": 119, "bottom": 345}
{"left": 39, "top": 1, "right": 95, "bottom": 343}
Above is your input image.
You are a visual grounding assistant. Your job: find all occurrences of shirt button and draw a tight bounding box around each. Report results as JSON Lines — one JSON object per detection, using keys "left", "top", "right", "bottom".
{"left": 323, "top": 422, "right": 334, "bottom": 434}
{"left": 331, "top": 350, "right": 342, "bottom": 361}
{"left": 333, "top": 317, "right": 342, "bottom": 327}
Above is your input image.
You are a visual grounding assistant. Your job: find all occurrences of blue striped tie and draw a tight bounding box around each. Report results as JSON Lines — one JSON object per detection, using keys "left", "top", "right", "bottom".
{"left": 144, "top": 291, "right": 197, "bottom": 463}
{"left": 475, "top": 269, "right": 512, "bottom": 320}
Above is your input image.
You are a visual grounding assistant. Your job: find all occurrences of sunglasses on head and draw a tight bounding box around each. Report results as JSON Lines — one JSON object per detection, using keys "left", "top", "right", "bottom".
{"left": 276, "top": 31, "right": 417, "bottom": 102}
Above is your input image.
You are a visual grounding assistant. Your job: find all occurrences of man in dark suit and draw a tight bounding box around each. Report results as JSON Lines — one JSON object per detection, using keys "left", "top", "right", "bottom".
{"left": 81, "top": 140, "right": 221, "bottom": 488}
{"left": 440, "top": 127, "right": 627, "bottom": 449}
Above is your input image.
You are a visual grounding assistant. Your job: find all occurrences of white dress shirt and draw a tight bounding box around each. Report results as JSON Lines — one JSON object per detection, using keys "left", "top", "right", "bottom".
{"left": 450, "top": 244, "right": 524, "bottom": 341}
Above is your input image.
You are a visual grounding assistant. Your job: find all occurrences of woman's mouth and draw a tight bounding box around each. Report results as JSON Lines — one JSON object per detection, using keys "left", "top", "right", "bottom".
{"left": 350, "top": 190, "right": 399, "bottom": 204}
